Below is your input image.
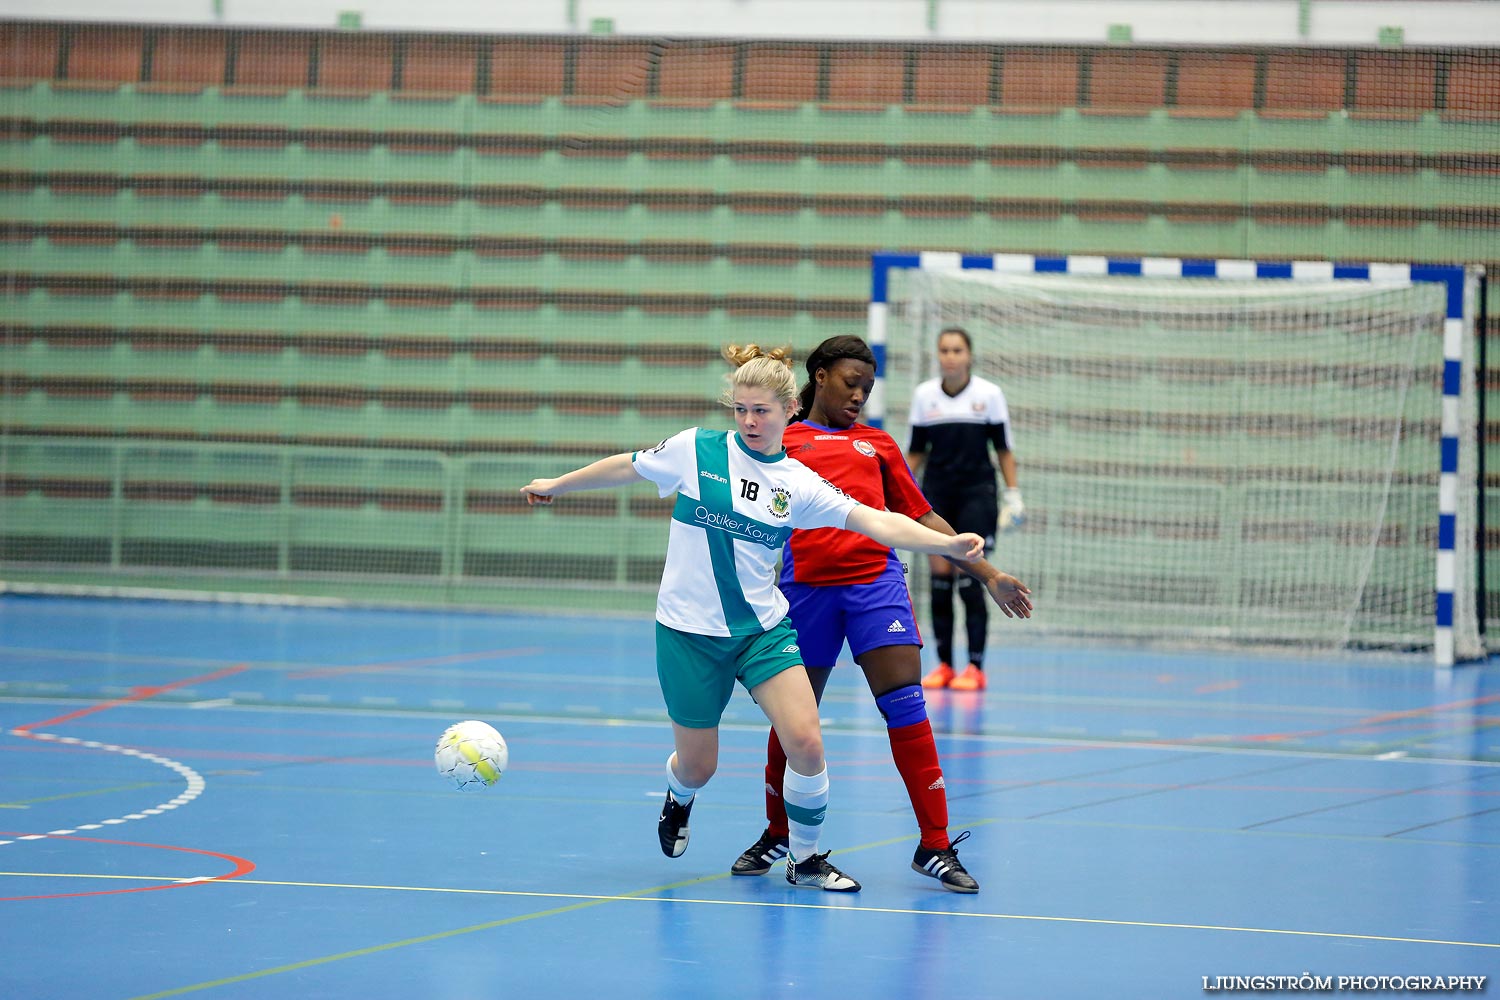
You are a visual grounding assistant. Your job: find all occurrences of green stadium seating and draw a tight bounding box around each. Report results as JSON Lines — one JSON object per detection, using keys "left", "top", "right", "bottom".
{"left": 4, "top": 24, "right": 1498, "bottom": 610}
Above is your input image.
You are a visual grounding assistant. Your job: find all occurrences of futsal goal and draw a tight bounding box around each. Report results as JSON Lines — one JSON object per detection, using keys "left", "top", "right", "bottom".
{"left": 869, "top": 253, "right": 1483, "bottom": 666}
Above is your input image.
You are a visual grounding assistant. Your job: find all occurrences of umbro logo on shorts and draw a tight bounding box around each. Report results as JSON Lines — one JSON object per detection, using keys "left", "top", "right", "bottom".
{"left": 782, "top": 644, "right": 799, "bottom": 653}
{"left": 887, "top": 620, "right": 906, "bottom": 633}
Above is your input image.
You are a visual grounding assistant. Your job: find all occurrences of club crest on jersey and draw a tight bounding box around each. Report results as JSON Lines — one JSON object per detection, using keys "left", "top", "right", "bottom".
{"left": 853, "top": 439, "right": 877, "bottom": 458}
{"left": 767, "top": 487, "right": 792, "bottom": 519}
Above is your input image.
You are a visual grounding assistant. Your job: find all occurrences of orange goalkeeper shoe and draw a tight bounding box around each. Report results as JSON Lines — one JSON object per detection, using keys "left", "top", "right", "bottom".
{"left": 948, "top": 665, "right": 987, "bottom": 691}
{"left": 921, "top": 662, "right": 955, "bottom": 689}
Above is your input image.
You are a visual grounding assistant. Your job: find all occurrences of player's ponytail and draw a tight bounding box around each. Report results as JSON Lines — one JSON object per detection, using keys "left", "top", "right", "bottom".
{"left": 795, "top": 335, "right": 877, "bottom": 423}
{"left": 720, "top": 343, "right": 800, "bottom": 414}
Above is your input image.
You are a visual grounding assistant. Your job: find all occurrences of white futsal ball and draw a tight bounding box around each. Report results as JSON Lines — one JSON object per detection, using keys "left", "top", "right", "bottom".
{"left": 434, "top": 720, "right": 509, "bottom": 789}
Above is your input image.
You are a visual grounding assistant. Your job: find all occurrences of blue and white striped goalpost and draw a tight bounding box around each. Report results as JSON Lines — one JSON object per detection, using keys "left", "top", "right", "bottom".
{"left": 868, "top": 252, "right": 1472, "bottom": 666}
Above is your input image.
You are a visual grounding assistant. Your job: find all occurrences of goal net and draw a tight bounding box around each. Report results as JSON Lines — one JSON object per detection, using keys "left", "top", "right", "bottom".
{"left": 879, "top": 258, "right": 1483, "bottom": 662}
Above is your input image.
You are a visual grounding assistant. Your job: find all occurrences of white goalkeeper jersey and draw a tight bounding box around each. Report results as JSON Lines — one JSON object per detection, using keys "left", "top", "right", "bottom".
{"left": 632, "top": 427, "right": 858, "bottom": 637}
{"left": 907, "top": 374, "right": 1013, "bottom": 489}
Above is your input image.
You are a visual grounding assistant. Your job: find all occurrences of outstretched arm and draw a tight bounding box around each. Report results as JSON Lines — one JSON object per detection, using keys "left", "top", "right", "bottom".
{"left": 845, "top": 505, "right": 983, "bottom": 563}
{"left": 916, "top": 511, "right": 1032, "bottom": 619}
{"left": 521, "top": 453, "right": 643, "bottom": 505}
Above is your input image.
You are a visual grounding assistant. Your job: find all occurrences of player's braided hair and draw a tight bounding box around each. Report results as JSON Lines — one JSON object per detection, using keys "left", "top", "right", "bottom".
{"left": 794, "top": 335, "right": 877, "bottom": 423}
{"left": 720, "top": 343, "right": 800, "bottom": 414}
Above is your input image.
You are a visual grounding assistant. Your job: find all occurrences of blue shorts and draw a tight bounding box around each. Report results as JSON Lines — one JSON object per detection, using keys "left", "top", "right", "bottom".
{"left": 783, "top": 562, "right": 922, "bottom": 667}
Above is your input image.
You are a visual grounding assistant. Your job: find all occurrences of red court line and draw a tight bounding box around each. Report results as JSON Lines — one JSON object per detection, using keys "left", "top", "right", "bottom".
{"left": 11, "top": 664, "right": 250, "bottom": 734}
{"left": 0, "top": 833, "right": 255, "bottom": 902}
{"left": 1207, "top": 692, "right": 1500, "bottom": 746}
{"left": 286, "top": 647, "right": 544, "bottom": 680}
{"left": 939, "top": 746, "right": 1093, "bottom": 761}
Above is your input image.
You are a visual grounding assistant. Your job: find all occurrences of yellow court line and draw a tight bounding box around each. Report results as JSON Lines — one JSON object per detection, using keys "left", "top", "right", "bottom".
{"left": 119, "top": 871, "right": 727, "bottom": 1000}
{"left": 6, "top": 864, "right": 1490, "bottom": 1000}
{"left": 7, "top": 863, "right": 1499, "bottom": 957}
{"left": 119, "top": 877, "right": 1500, "bottom": 951}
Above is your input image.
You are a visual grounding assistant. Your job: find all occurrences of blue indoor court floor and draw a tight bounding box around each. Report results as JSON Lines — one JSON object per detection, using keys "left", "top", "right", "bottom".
{"left": 1, "top": 595, "right": 1496, "bottom": 999}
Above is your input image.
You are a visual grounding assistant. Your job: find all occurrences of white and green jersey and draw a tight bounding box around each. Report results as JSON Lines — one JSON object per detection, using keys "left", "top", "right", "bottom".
{"left": 633, "top": 427, "right": 859, "bottom": 637}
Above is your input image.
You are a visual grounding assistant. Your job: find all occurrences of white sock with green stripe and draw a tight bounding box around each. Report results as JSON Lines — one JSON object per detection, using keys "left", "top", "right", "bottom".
{"left": 783, "top": 764, "right": 829, "bottom": 863}
{"left": 666, "top": 753, "right": 700, "bottom": 805}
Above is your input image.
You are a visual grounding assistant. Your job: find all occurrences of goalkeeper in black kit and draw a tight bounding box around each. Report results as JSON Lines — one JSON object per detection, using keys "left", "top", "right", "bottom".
{"left": 905, "top": 326, "right": 1023, "bottom": 692}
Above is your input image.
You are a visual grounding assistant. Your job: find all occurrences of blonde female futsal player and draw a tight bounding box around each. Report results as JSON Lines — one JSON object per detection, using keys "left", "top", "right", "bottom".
{"left": 520, "top": 345, "right": 985, "bottom": 892}
{"left": 729, "top": 334, "right": 1031, "bottom": 893}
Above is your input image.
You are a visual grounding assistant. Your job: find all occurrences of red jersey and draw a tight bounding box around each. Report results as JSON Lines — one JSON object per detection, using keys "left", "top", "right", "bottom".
{"left": 779, "top": 420, "right": 933, "bottom": 587}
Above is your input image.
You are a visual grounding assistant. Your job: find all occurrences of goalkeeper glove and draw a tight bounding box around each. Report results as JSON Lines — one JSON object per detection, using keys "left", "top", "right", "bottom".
{"left": 999, "top": 487, "right": 1026, "bottom": 532}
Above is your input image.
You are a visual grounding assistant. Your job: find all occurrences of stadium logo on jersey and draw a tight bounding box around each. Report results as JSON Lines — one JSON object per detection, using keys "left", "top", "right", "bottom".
{"left": 767, "top": 487, "right": 792, "bottom": 519}
{"left": 699, "top": 470, "right": 729, "bottom": 483}
{"left": 814, "top": 434, "right": 846, "bottom": 441}
{"left": 853, "top": 439, "right": 876, "bottom": 458}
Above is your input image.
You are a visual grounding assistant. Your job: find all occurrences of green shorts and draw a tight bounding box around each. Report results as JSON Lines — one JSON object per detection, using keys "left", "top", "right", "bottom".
{"left": 655, "top": 618, "right": 805, "bottom": 729}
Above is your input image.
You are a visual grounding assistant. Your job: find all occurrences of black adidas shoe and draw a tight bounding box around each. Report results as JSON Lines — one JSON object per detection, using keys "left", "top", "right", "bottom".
{"left": 912, "top": 830, "right": 980, "bottom": 893}
{"left": 731, "top": 828, "right": 790, "bottom": 876}
{"left": 657, "top": 790, "right": 692, "bottom": 858}
{"left": 785, "top": 851, "right": 861, "bottom": 892}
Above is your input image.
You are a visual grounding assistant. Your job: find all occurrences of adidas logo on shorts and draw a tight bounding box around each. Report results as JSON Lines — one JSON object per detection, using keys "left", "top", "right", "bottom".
{"left": 887, "top": 620, "right": 906, "bottom": 633}
{"left": 928, "top": 777, "right": 946, "bottom": 791}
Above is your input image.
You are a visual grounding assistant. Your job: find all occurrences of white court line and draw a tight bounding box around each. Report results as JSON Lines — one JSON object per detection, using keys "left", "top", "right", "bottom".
{"left": 2, "top": 729, "right": 207, "bottom": 849}
{"left": 1, "top": 870, "right": 1492, "bottom": 952}
{"left": 4, "top": 695, "right": 1498, "bottom": 769}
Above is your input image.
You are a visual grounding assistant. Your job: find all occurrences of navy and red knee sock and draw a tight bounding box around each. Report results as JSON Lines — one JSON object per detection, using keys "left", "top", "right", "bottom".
{"left": 762, "top": 683, "right": 951, "bottom": 851}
